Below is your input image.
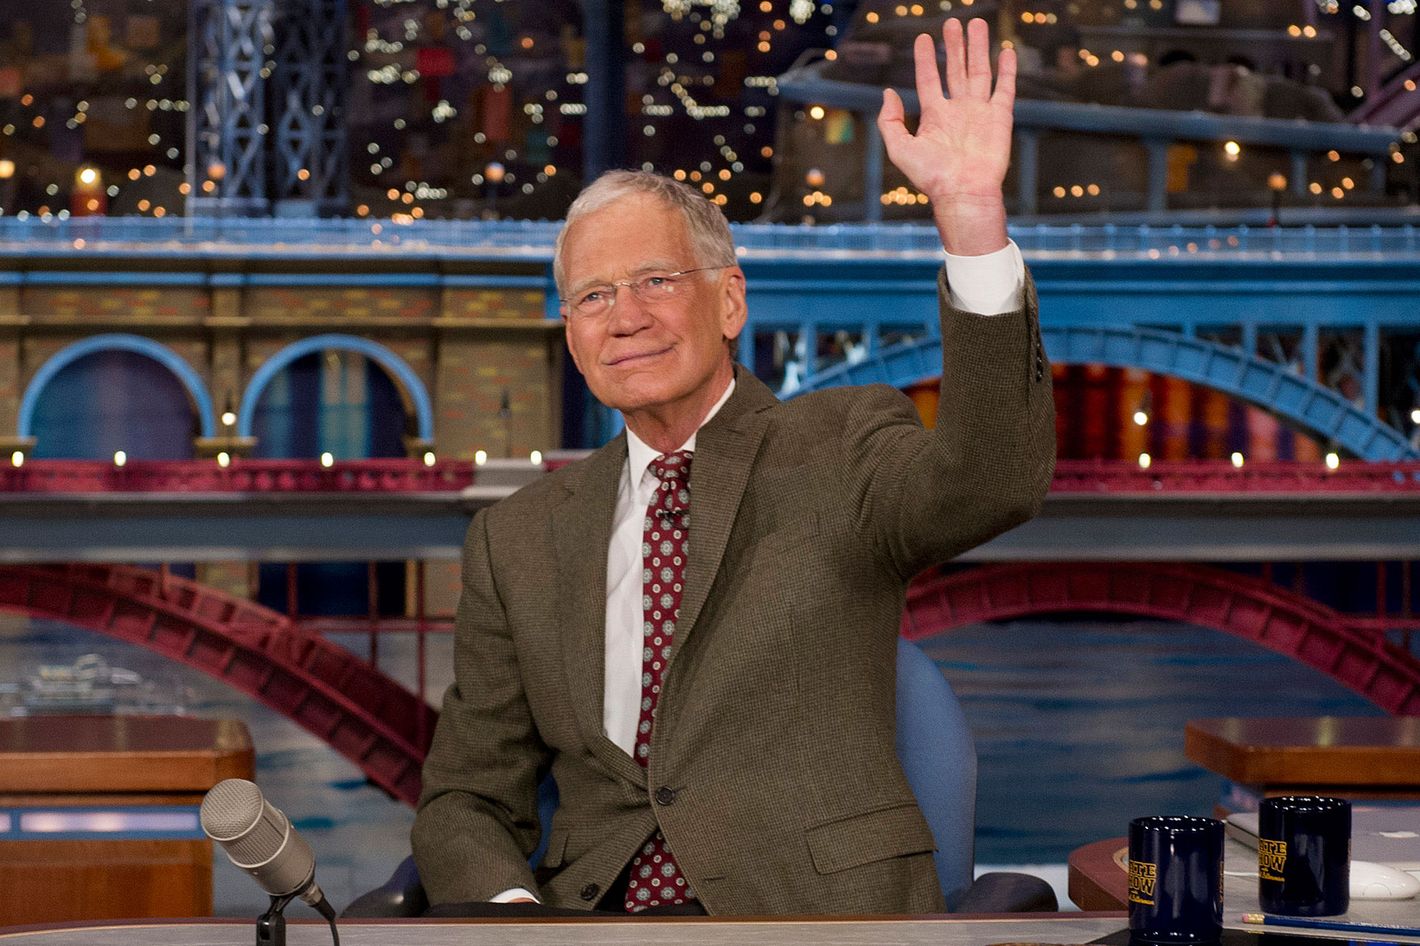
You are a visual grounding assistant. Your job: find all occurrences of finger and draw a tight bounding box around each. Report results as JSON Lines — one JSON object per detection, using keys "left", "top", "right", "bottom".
{"left": 991, "top": 43, "right": 1018, "bottom": 108}
{"left": 965, "top": 17, "right": 993, "bottom": 99}
{"left": 911, "top": 33, "right": 946, "bottom": 110}
{"left": 941, "top": 17, "right": 968, "bottom": 100}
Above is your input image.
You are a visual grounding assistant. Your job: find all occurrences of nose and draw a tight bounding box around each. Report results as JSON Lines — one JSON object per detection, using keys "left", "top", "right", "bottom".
{"left": 605, "top": 283, "right": 653, "bottom": 335}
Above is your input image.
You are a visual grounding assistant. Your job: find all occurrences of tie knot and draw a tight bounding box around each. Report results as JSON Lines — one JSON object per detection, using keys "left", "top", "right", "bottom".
{"left": 649, "top": 450, "right": 693, "bottom": 484}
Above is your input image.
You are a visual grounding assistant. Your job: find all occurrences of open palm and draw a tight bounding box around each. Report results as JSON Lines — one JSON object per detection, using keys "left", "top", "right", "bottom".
{"left": 877, "top": 18, "right": 1016, "bottom": 211}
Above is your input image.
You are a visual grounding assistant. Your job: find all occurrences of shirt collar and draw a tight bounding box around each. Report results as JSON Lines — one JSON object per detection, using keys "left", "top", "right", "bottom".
{"left": 625, "top": 377, "right": 736, "bottom": 488}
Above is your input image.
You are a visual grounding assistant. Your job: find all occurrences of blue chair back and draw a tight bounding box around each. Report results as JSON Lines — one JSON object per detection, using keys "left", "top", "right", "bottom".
{"left": 894, "top": 636, "right": 977, "bottom": 909}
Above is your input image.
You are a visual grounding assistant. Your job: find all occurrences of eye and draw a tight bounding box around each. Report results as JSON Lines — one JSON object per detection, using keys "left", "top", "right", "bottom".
{"left": 577, "top": 288, "right": 607, "bottom": 308}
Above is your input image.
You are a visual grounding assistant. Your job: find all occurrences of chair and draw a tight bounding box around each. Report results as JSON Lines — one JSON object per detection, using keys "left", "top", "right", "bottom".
{"left": 342, "top": 637, "right": 1055, "bottom": 916}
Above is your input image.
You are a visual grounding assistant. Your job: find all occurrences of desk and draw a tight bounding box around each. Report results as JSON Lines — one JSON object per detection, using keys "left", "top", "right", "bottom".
{"left": 1186, "top": 717, "right": 1420, "bottom": 801}
{"left": 0, "top": 915, "right": 1132, "bottom": 946}
{"left": 0, "top": 715, "right": 254, "bottom": 925}
{"left": 1069, "top": 835, "right": 1420, "bottom": 932}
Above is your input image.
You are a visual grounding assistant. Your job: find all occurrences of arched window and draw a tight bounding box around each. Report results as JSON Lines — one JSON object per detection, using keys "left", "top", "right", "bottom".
{"left": 22, "top": 336, "right": 213, "bottom": 459}
{"left": 244, "top": 337, "right": 426, "bottom": 617}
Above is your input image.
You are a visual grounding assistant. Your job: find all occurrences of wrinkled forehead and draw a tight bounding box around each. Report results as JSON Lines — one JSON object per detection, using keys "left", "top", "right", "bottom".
{"left": 558, "top": 194, "right": 696, "bottom": 287}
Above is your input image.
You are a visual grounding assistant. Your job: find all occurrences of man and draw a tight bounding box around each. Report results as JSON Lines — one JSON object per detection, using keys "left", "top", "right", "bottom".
{"left": 412, "top": 18, "right": 1054, "bottom": 915}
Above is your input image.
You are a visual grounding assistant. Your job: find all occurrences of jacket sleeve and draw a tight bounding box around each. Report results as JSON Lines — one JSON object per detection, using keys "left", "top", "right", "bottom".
{"left": 411, "top": 508, "right": 548, "bottom": 904}
{"left": 845, "top": 265, "right": 1055, "bottom": 580}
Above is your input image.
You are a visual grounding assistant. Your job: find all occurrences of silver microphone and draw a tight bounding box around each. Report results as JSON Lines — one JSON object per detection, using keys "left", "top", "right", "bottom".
{"left": 200, "top": 778, "right": 327, "bottom": 907}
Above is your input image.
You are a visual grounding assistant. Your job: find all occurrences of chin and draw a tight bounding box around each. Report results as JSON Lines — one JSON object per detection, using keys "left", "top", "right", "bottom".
{"left": 595, "top": 381, "right": 683, "bottom": 416}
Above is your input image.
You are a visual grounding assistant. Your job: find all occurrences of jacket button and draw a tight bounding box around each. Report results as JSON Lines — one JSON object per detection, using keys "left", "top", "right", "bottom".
{"left": 579, "top": 883, "right": 600, "bottom": 901}
{"left": 655, "top": 786, "right": 677, "bottom": 806}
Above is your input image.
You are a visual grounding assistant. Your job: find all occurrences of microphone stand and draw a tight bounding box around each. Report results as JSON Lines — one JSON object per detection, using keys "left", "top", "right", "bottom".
{"left": 255, "top": 890, "right": 340, "bottom": 946}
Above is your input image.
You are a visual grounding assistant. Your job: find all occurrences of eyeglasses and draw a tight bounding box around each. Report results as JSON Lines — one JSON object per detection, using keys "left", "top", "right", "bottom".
{"left": 560, "top": 264, "right": 733, "bottom": 320}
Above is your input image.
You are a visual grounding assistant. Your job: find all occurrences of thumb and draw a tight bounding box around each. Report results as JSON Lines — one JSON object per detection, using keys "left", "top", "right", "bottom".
{"left": 877, "top": 88, "right": 910, "bottom": 151}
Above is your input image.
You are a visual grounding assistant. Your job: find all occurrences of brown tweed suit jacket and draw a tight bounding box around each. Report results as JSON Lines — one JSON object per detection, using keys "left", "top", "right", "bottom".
{"left": 413, "top": 268, "right": 1055, "bottom": 915}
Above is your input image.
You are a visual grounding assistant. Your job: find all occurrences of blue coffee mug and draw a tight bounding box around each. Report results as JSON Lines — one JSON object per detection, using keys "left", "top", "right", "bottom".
{"left": 1128, "top": 816, "right": 1224, "bottom": 945}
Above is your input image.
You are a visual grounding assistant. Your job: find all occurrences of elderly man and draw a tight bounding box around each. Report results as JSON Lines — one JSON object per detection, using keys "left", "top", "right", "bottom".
{"left": 412, "top": 18, "right": 1054, "bottom": 916}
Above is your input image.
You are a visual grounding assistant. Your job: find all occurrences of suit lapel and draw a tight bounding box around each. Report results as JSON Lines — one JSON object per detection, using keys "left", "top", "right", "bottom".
{"left": 554, "top": 437, "right": 646, "bottom": 786}
{"left": 675, "top": 369, "right": 775, "bottom": 649}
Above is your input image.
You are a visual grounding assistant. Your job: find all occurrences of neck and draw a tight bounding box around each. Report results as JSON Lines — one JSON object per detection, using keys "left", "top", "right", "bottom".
{"left": 623, "top": 364, "right": 734, "bottom": 454}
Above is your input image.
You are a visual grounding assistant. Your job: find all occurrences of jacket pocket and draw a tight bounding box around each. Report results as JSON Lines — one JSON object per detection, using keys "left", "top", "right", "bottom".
{"left": 804, "top": 801, "right": 936, "bottom": 875}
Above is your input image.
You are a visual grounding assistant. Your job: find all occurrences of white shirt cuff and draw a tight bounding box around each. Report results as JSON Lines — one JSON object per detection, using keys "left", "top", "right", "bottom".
{"left": 490, "top": 887, "right": 540, "bottom": 903}
{"left": 942, "top": 240, "right": 1025, "bottom": 316}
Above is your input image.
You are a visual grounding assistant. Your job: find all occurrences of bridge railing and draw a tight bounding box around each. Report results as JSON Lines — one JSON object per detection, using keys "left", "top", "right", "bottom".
{"left": 0, "top": 459, "right": 476, "bottom": 493}
{"left": 3, "top": 215, "right": 1418, "bottom": 261}
{"left": 1, "top": 458, "right": 1418, "bottom": 494}
{"left": 1049, "top": 459, "right": 1420, "bottom": 493}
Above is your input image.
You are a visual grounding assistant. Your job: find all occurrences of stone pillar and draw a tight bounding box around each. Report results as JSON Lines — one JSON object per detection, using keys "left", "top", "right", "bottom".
{"left": 435, "top": 284, "right": 562, "bottom": 460}
{"left": 196, "top": 295, "right": 253, "bottom": 457}
{"left": 0, "top": 286, "right": 31, "bottom": 456}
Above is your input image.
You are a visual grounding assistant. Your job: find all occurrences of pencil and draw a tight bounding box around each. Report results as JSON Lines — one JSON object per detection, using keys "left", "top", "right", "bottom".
{"left": 1241, "top": 912, "right": 1420, "bottom": 938}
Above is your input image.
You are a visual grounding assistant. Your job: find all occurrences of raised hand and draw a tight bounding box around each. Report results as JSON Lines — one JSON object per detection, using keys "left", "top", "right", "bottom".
{"left": 877, "top": 17, "right": 1015, "bottom": 255}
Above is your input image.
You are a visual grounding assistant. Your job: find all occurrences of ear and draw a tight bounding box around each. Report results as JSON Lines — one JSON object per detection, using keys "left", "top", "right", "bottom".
{"left": 719, "top": 266, "right": 748, "bottom": 344}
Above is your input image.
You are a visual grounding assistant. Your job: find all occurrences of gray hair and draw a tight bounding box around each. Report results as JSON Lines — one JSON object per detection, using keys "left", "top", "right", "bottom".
{"left": 552, "top": 170, "right": 738, "bottom": 296}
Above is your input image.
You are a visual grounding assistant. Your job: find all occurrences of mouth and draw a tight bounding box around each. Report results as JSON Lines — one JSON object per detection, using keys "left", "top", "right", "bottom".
{"left": 606, "top": 346, "right": 672, "bottom": 367}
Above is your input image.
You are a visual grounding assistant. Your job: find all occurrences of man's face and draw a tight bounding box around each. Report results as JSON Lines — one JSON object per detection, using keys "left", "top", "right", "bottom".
{"left": 560, "top": 194, "right": 746, "bottom": 425}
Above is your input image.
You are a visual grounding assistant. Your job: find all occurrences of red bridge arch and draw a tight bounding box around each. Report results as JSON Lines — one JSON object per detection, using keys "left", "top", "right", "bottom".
{"left": 903, "top": 562, "right": 1420, "bottom": 714}
{"left": 0, "top": 564, "right": 435, "bottom": 805}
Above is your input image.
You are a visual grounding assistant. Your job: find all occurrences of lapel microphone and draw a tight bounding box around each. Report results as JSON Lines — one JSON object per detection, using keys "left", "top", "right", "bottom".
{"left": 655, "top": 507, "right": 689, "bottom": 524}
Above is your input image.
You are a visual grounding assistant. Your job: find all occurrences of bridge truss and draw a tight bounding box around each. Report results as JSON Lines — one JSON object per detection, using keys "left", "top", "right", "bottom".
{"left": 187, "top": 0, "right": 348, "bottom": 216}
{"left": 903, "top": 561, "right": 1420, "bottom": 714}
{"left": 0, "top": 554, "right": 1415, "bottom": 809}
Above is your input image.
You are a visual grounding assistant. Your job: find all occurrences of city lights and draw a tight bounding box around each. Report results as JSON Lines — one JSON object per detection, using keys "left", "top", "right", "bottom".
{"left": 0, "top": 1, "right": 1410, "bottom": 231}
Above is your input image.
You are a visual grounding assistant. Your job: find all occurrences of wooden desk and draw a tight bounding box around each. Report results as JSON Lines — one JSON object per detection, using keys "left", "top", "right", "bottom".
{"left": 1068, "top": 837, "right": 1130, "bottom": 913}
{"left": 1185, "top": 716, "right": 1420, "bottom": 800}
{"left": 0, "top": 915, "right": 1136, "bottom": 946}
{"left": 0, "top": 715, "right": 254, "bottom": 925}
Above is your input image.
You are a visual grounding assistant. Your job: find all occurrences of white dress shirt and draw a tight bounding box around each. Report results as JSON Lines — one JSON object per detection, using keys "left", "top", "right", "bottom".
{"left": 491, "top": 240, "right": 1024, "bottom": 903}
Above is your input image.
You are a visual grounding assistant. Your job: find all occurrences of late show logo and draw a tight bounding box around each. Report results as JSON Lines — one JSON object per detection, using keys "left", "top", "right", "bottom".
{"left": 1128, "top": 860, "right": 1157, "bottom": 905}
{"left": 1259, "top": 838, "right": 1288, "bottom": 881}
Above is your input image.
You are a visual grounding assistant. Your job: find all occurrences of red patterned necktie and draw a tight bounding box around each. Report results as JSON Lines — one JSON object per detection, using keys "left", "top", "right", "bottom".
{"left": 624, "top": 450, "right": 695, "bottom": 912}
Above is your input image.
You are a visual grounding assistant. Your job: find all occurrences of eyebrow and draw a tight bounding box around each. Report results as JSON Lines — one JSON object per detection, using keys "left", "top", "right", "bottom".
{"left": 565, "top": 261, "right": 684, "bottom": 297}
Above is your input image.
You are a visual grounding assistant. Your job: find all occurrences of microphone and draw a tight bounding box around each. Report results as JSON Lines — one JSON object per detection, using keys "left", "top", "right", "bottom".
{"left": 200, "top": 778, "right": 328, "bottom": 909}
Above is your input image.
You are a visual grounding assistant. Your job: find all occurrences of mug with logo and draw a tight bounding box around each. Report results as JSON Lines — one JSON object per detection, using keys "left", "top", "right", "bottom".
{"left": 1128, "top": 816, "right": 1225, "bottom": 944}
{"left": 1257, "top": 795, "right": 1350, "bottom": 916}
